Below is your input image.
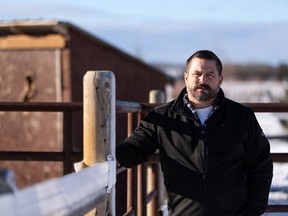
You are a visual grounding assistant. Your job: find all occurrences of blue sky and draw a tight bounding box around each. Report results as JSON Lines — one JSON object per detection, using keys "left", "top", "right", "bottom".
{"left": 1, "top": 0, "right": 288, "bottom": 65}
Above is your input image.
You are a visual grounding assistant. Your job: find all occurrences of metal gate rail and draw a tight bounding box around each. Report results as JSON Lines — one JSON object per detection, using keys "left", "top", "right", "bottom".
{"left": 0, "top": 102, "right": 83, "bottom": 174}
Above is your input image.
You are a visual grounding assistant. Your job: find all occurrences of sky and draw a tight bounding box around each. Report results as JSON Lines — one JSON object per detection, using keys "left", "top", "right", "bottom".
{"left": 1, "top": 0, "right": 288, "bottom": 66}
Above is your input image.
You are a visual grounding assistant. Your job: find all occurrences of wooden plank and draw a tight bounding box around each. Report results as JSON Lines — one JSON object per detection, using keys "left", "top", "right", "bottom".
{"left": 0, "top": 162, "right": 109, "bottom": 216}
{"left": 0, "top": 35, "right": 66, "bottom": 49}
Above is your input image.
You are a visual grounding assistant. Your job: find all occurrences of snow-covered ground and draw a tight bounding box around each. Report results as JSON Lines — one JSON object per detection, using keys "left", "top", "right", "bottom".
{"left": 222, "top": 80, "right": 286, "bottom": 102}
{"left": 256, "top": 113, "right": 288, "bottom": 215}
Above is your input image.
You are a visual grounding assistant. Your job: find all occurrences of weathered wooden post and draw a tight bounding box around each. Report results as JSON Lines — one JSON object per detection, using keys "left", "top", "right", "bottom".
{"left": 149, "top": 90, "right": 165, "bottom": 104}
{"left": 147, "top": 90, "right": 165, "bottom": 216}
{"left": 83, "top": 71, "right": 116, "bottom": 216}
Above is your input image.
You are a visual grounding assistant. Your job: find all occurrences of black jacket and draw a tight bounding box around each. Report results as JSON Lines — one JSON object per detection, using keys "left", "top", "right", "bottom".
{"left": 116, "top": 88, "right": 273, "bottom": 216}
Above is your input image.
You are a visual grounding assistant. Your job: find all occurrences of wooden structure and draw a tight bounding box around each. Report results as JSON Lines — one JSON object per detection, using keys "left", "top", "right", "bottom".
{"left": 0, "top": 20, "right": 173, "bottom": 214}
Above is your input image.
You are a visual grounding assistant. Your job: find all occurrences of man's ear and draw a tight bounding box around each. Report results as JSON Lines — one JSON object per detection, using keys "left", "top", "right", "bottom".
{"left": 184, "top": 72, "right": 188, "bottom": 81}
{"left": 219, "top": 75, "right": 223, "bottom": 85}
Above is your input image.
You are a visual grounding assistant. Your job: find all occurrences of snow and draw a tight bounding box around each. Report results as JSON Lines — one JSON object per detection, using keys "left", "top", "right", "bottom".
{"left": 222, "top": 80, "right": 286, "bottom": 103}
{"left": 256, "top": 113, "right": 288, "bottom": 215}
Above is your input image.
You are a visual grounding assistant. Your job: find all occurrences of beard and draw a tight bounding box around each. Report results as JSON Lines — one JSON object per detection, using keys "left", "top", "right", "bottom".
{"left": 192, "top": 83, "right": 218, "bottom": 102}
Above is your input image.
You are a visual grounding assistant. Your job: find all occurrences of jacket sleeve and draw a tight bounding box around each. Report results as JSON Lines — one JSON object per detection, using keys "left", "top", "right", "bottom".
{"left": 116, "top": 110, "right": 158, "bottom": 168}
{"left": 241, "top": 111, "right": 273, "bottom": 215}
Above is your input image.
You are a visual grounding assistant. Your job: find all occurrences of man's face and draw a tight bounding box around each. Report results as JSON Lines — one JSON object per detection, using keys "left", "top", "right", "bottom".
{"left": 184, "top": 57, "right": 223, "bottom": 104}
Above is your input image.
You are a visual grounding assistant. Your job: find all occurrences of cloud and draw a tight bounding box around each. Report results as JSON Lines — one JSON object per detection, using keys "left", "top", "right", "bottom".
{"left": 1, "top": 1, "right": 287, "bottom": 66}
{"left": 88, "top": 20, "right": 288, "bottom": 65}
{"left": 0, "top": 2, "right": 115, "bottom": 23}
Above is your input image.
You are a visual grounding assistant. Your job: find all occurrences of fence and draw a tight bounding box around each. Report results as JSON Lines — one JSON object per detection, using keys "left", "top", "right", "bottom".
{"left": 0, "top": 71, "right": 288, "bottom": 215}
{"left": 0, "top": 102, "right": 82, "bottom": 174}
{"left": 0, "top": 71, "right": 116, "bottom": 216}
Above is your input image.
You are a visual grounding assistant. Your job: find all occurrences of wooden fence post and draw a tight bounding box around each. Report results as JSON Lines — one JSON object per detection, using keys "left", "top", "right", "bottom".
{"left": 83, "top": 71, "right": 116, "bottom": 216}
{"left": 147, "top": 90, "right": 165, "bottom": 216}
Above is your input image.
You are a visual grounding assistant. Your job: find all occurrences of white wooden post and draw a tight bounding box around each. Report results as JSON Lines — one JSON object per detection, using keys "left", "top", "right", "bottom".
{"left": 83, "top": 71, "right": 116, "bottom": 216}
{"left": 147, "top": 90, "right": 165, "bottom": 216}
{"left": 149, "top": 90, "right": 165, "bottom": 104}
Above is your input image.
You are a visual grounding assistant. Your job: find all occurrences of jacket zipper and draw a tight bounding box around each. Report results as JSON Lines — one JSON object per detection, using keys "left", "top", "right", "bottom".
{"left": 201, "top": 122, "right": 208, "bottom": 216}
{"left": 203, "top": 141, "right": 208, "bottom": 216}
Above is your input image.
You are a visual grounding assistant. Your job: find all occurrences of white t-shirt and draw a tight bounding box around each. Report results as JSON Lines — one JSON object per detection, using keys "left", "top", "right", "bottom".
{"left": 195, "top": 106, "right": 213, "bottom": 125}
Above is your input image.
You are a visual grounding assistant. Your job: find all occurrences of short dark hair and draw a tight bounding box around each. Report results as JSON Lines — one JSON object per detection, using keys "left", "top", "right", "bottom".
{"left": 186, "top": 50, "right": 223, "bottom": 75}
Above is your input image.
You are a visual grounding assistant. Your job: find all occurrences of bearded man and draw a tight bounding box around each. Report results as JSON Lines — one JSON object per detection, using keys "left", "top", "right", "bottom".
{"left": 116, "top": 50, "right": 273, "bottom": 216}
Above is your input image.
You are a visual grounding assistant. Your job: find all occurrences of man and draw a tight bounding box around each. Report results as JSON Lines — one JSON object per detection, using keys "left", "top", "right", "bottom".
{"left": 116, "top": 50, "right": 273, "bottom": 215}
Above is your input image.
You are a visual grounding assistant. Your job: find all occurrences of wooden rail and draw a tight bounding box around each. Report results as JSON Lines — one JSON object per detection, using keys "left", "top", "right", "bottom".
{"left": 0, "top": 162, "right": 111, "bottom": 215}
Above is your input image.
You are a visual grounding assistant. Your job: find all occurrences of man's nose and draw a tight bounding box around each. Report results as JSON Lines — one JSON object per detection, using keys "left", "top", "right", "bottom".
{"left": 199, "top": 74, "right": 207, "bottom": 83}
